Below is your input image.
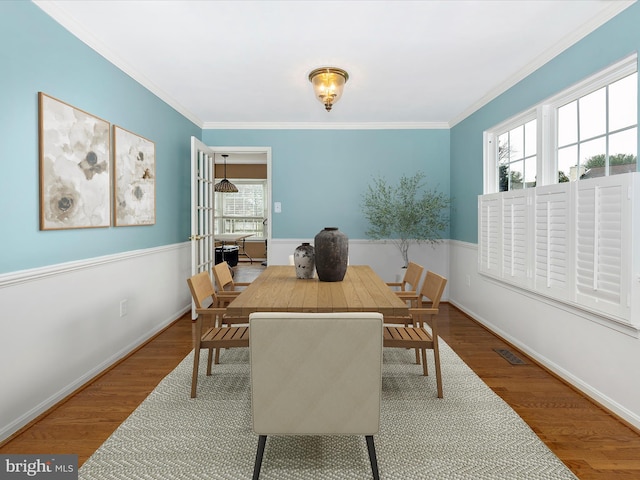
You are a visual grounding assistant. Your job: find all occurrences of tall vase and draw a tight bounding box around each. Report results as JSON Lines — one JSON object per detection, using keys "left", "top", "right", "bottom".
{"left": 314, "top": 227, "right": 348, "bottom": 282}
{"left": 294, "top": 242, "right": 315, "bottom": 279}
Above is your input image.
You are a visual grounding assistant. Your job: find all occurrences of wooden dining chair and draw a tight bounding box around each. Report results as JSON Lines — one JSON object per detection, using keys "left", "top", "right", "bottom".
{"left": 213, "top": 260, "right": 251, "bottom": 295}
{"left": 386, "top": 261, "right": 424, "bottom": 299}
{"left": 386, "top": 262, "right": 425, "bottom": 326}
{"left": 186, "top": 271, "right": 249, "bottom": 398}
{"left": 383, "top": 271, "right": 447, "bottom": 398}
{"left": 249, "top": 312, "right": 383, "bottom": 480}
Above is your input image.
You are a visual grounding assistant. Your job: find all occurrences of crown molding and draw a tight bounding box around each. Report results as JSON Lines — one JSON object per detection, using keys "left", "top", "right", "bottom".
{"left": 449, "top": 0, "right": 636, "bottom": 127}
{"left": 201, "top": 121, "right": 449, "bottom": 130}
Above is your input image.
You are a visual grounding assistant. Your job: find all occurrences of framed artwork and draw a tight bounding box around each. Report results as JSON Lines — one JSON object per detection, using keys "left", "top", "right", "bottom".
{"left": 39, "top": 92, "right": 111, "bottom": 230}
{"left": 113, "top": 125, "right": 156, "bottom": 226}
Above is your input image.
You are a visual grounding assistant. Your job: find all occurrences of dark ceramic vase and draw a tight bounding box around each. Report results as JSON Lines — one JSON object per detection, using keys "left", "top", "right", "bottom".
{"left": 314, "top": 227, "right": 348, "bottom": 282}
{"left": 294, "top": 242, "right": 315, "bottom": 279}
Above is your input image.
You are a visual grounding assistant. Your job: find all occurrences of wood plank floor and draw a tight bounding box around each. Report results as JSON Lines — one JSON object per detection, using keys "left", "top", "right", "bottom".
{"left": 2, "top": 264, "right": 640, "bottom": 479}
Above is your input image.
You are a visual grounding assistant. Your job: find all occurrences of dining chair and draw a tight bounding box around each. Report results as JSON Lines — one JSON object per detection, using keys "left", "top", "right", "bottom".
{"left": 186, "top": 271, "right": 249, "bottom": 398}
{"left": 386, "top": 262, "right": 425, "bottom": 326}
{"left": 213, "top": 261, "right": 252, "bottom": 291}
{"left": 386, "top": 261, "right": 424, "bottom": 299}
{"left": 212, "top": 261, "right": 252, "bottom": 307}
{"left": 249, "top": 312, "right": 383, "bottom": 480}
{"left": 383, "top": 271, "right": 447, "bottom": 398}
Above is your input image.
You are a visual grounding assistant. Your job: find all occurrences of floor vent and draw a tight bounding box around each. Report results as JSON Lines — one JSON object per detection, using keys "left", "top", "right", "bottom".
{"left": 493, "top": 348, "right": 527, "bottom": 365}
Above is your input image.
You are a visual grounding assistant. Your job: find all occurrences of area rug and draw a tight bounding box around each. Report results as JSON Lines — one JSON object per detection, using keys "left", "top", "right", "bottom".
{"left": 79, "top": 342, "right": 578, "bottom": 479}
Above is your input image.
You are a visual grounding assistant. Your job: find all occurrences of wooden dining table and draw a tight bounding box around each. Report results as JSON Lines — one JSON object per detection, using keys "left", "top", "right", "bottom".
{"left": 225, "top": 265, "right": 409, "bottom": 319}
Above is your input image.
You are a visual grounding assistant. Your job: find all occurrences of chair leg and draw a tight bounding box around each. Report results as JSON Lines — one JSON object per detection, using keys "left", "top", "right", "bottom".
{"left": 252, "top": 435, "right": 267, "bottom": 480}
{"left": 415, "top": 347, "right": 421, "bottom": 365}
{"left": 433, "top": 344, "right": 443, "bottom": 399}
{"left": 207, "top": 348, "right": 213, "bottom": 375}
{"left": 365, "top": 435, "right": 380, "bottom": 480}
{"left": 191, "top": 349, "right": 200, "bottom": 399}
{"left": 214, "top": 347, "right": 220, "bottom": 365}
{"left": 421, "top": 348, "right": 428, "bottom": 376}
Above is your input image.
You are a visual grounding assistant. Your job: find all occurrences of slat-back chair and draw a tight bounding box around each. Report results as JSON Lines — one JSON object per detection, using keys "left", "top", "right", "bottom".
{"left": 212, "top": 261, "right": 252, "bottom": 307}
{"left": 386, "top": 261, "right": 424, "bottom": 298}
{"left": 186, "top": 271, "right": 249, "bottom": 398}
{"left": 383, "top": 271, "right": 447, "bottom": 398}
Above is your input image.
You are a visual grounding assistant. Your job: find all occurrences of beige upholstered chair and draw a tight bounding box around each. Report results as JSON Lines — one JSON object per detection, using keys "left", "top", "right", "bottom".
{"left": 186, "top": 271, "right": 249, "bottom": 398}
{"left": 383, "top": 271, "right": 447, "bottom": 398}
{"left": 249, "top": 312, "right": 383, "bottom": 480}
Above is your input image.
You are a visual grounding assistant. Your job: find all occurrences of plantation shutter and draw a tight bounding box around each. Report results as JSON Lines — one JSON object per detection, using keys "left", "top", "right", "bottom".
{"left": 501, "top": 191, "right": 529, "bottom": 286}
{"left": 575, "top": 176, "right": 629, "bottom": 319}
{"left": 534, "top": 184, "right": 572, "bottom": 301}
{"left": 478, "top": 193, "right": 501, "bottom": 277}
{"left": 479, "top": 172, "right": 638, "bottom": 327}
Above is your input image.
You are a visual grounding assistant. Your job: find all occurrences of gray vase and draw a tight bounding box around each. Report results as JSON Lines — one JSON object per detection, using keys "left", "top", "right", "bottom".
{"left": 314, "top": 227, "right": 348, "bottom": 282}
{"left": 294, "top": 242, "right": 315, "bottom": 279}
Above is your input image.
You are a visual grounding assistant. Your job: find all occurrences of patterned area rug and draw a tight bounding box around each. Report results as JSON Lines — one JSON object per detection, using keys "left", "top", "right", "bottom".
{"left": 80, "top": 342, "right": 578, "bottom": 479}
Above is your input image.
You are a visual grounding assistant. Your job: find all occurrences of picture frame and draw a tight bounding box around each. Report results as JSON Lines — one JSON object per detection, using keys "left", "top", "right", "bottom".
{"left": 38, "top": 92, "right": 111, "bottom": 230}
{"left": 113, "top": 125, "right": 156, "bottom": 226}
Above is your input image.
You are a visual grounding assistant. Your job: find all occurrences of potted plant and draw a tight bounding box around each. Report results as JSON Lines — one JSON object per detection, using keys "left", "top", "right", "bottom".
{"left": 361, "top": 171, "right": 450, "bottom": 268}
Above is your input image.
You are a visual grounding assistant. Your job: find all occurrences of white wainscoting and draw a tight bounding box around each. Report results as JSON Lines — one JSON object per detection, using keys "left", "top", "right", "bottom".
{"left": 269, "top": 238, "right": 450, "bottom": 298}
{"left": 448, "top": 240, "right": 640, "bottom": 430}
{"left": 0, "top": 243, "right": 192, "bottom": 442}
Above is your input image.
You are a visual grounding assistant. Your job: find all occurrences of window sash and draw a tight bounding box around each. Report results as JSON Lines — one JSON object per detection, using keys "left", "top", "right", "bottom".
{"left": 214, "top": 180, "right": 266, "bottom": 238}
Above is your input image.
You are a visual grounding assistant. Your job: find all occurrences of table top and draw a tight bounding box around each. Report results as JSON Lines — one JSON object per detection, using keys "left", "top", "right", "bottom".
{"left": 215, "top": 233, "right": 254, "bottom": 242}
{"left": 225, "top": 265, "right": 409, "bottom": 318}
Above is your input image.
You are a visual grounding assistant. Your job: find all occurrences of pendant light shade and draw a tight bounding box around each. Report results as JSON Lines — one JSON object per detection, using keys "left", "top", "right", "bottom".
{"left": 308, "top": 67, "right": 349, "bottom": 112}
{"left": 214, "top": 154, "right": 238, "bottom": 193}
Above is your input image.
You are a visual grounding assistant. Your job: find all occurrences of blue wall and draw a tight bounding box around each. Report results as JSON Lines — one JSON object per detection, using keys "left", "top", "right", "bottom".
{"left": 450, "top": 2, "right": 640, "bottom": 243}
{"left": 3, "top": 1, "right": 638, "bottom": 271}
{"left": 203, "top": 129, "right": 450, "bottom": 240}
{"left": 0, "top": 2, "right": 200, "bottom": 274}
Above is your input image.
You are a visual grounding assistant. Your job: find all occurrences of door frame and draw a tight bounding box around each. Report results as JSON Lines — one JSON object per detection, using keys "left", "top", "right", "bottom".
{"left": 207, "top": 145, "right": 272, "bottom": 265}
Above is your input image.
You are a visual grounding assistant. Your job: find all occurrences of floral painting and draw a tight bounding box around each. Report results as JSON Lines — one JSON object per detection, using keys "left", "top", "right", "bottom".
{"left": 39, "top": 92, "right": 111, "bottom": 230}
{"left": 114, "top": 126, "right": 156, "bottom": 226}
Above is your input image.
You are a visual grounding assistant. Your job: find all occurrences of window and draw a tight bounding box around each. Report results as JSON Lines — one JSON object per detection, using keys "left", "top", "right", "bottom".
{"left": 480, "top": 54, "right": 640, "bottom": 331}
{"left": 557, "top": 72, "right": 637, "bottom": 182}
{"left": 498, "top": 119, "right": 537, "bottom": 191}
{"left": 484, "top": 54, "right": 637, "bottom": 193}
{"left": 214, "top": 180, "right": 266, "bottom": 238}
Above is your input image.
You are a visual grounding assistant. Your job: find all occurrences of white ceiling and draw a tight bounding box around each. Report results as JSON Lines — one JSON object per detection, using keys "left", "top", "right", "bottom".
{"left": 35, "top": 0, "right": 634, "bottom": 128}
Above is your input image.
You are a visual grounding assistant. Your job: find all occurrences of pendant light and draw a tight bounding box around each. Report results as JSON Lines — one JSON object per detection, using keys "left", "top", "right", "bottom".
{"left": 214, "top": 154, "right": 238, "bottom": 193}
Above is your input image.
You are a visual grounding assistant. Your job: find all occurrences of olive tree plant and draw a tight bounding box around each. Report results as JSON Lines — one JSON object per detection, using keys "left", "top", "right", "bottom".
{"left": 361, "top": 172, "right": 450, "bottom": 268}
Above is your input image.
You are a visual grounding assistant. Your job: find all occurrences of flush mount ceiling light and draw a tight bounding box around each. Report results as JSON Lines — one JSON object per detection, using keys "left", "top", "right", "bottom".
{"left": 308, "top": 67, "right": 349, "bottom": 112}
{"left": 214, "top": 154, "right": 238, "bottom": 193}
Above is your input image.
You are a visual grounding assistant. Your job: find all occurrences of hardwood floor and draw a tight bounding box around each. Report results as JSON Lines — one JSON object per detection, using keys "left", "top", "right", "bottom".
{"left": 2, "top": 264, "right": 640, "bottom": 479}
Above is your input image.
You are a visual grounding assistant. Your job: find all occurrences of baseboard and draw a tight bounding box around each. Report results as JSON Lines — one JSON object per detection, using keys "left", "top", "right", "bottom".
{"left": 448, "top": 299, "right": 640, "bottom": 434}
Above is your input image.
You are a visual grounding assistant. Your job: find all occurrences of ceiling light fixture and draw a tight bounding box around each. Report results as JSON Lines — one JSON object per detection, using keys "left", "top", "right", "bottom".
{"left": 308, "top": 67, "right": 349, "bottom": 112}
{"left": 214, "top": 154, "right": 238, "bottom": 193}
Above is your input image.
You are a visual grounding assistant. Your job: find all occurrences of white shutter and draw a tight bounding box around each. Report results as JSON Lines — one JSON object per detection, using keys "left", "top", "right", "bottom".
{"left": 478, "top": 173, "right": 637, "bottom": 326}
{"left": 534, "top": 183, "right": 572, "bottom": 300}
{"left": 478, "top": 193, "right": 501, "bottom": 277}
{"left": 575, "top": 175, "right": 630, "bottom": 320}
{"left": 501, "top": 191, "right": 530, "bottom": 286}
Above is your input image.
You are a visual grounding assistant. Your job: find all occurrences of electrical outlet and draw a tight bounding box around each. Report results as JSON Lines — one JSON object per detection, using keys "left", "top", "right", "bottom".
{"left": 274, "top": 202, "right": 282, "bottom": 213}
{"left": 120, "top": 299, "right": 128, "bottom": 317}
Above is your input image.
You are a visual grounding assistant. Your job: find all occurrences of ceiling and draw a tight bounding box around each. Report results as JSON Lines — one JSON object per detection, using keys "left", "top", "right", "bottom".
{"left": 35, "top": 0, "right": 634, "bottom": 128}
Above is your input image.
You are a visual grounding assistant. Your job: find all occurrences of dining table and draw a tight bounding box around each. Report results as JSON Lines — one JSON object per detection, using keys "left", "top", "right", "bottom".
{"left": 225, "top": 265, "right": 409, "bottom": 319}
